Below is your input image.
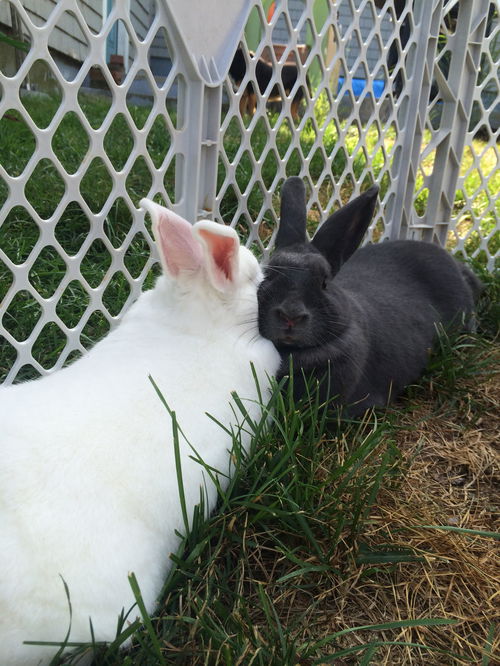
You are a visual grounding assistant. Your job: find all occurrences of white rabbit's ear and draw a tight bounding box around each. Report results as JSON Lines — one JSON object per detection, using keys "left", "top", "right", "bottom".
{"left": 193, "top": 221, "right": 240, "bottom": 292}
{"left": 140, "top": 199, "right": 203, "bottom": 277}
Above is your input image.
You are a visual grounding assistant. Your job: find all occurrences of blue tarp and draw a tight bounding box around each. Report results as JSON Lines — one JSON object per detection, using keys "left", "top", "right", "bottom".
{"left": 337, "top": 77, "right": 385, "bottom": 100}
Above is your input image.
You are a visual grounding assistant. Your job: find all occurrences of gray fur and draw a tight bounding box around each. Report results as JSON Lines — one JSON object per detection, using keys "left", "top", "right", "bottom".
{"left": 258, "top": 178, "right": 483, "bottom": 415}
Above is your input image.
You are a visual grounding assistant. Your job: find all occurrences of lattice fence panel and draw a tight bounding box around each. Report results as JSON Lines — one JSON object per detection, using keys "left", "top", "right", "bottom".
{"left": 217, "top": 0, "right": 399, "bottom": 252}
{"left": 0, "top": 0, "right": 186, "bottom": 384}
{"left": 447, "top": 3, "right": 499, "bottom": 269}
{"left": 217, "top": 0, "right": 498, "bottom": 263}
{"left": 0, "top": 0, "right": 498, "bottom": 385}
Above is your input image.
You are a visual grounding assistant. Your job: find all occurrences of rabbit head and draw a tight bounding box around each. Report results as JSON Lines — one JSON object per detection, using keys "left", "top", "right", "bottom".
{"left": 141, "top": 199, "right": 262, "bottom": 337}
{"left": 258, "top": 177, "right": 379, "bottom": 351}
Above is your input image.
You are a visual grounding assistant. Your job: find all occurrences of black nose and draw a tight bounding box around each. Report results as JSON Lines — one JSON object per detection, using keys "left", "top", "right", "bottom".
{"left": 275, "top": 305, "right": 308, "bottom": 330}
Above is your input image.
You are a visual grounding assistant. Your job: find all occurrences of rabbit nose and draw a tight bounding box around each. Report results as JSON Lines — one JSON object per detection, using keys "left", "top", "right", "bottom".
{"left": 275, "top": 306, "right": 308, "bottom": 329}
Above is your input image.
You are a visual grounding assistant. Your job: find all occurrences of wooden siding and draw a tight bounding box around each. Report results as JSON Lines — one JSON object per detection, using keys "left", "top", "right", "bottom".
{"left": 0, "top": 0, "right": 155, "bottom": 65}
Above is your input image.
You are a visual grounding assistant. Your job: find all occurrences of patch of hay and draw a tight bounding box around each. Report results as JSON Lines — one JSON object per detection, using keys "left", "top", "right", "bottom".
{"left": 316, "top": 345, "right": 500, "bottom": 663}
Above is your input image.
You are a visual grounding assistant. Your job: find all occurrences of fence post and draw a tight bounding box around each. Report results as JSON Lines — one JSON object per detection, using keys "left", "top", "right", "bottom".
{"left": 418, "top": 0, "right": 490, "bottom": 245}
{"left": 172, "top": 79, "right": 223, "bottom": 223}
{"left": 157, "top": 0, "right": 251, "bottom": 222}
{"left": 384, "top": 0, "right": 443, "bottom": 240}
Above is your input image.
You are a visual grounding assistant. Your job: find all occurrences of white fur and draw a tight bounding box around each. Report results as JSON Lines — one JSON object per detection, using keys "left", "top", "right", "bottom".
{"left": 0, "top": 202, "right": 280, "bottom": 665}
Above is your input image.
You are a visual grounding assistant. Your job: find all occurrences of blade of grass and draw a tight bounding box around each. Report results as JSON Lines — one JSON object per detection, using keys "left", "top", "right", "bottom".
{"left": 23, "top": 576, "right": 73, "bottom": 657}
{"left": 128, "top": 572, "right": 167, "bottom": 665}
{"left": 481, "top": 622, "right": 496, "bottom": 666}
{"left": 310, "top": 617, "right": 457, "bottom": 652}
{"left": 312, "top": 639, "right": 473, "bottom": 663}
{"left": 149, "top": 375, "right": 190, "bottom": 536}
{"left": 419, "top": 525, "right": 500, "bottom": 539}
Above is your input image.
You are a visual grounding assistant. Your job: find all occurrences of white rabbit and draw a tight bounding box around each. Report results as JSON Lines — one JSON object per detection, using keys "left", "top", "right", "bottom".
{"left": 0, "top": 200, "right": 280, "bottom": 665}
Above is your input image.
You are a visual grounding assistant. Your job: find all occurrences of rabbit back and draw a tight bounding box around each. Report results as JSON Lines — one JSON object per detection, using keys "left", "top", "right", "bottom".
{"left": 338, "top": 240, "right": 479, "bottom": 327}
{"left": 331, "top": 239, "right": 480, "bottom": 410}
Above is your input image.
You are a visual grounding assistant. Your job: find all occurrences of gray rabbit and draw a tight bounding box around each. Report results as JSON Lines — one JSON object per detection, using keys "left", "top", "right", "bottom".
{"left": 257, "top": 177, "right": 483, "bottom": 415}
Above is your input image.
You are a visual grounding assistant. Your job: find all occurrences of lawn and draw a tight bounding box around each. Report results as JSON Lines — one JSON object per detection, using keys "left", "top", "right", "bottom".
{"left": 0, "top": 93, "right": 499, "bottom": 664}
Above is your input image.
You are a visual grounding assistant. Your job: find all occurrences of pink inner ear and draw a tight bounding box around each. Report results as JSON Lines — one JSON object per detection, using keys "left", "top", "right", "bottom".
{"left": 211, "top": 235, "right": 236, "bottom": 280}
{"left": 156, "top": 209, "right": 203, "bottom": 277}
{"left": 197, "top": 229, "right": 238, "bottom": 288}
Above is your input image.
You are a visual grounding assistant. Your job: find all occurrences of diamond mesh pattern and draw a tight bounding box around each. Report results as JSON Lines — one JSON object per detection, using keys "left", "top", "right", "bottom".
{"left": 446, "top": 2, "right": 500, "bottom": 267}
{"left": 0, "top": 0, "right": 183, "bottom": 383}
{"left": 0, "top": 0, "right": 498, "bottom": 385}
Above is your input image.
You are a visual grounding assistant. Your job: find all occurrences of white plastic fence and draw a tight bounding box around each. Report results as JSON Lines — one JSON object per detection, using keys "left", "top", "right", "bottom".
{"left": 0, "top": 0, "right": 498, "bottom": 385}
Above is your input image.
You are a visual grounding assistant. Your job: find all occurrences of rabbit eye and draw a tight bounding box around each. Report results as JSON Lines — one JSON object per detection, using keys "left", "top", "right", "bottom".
{"left": 321, "top": 279, "right": 328, "bottom": 290}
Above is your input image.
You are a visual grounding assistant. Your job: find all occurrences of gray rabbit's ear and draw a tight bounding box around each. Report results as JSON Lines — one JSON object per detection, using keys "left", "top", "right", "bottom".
{"left": 275, "top": 177, "right": 308, "bottom": 248}
{"left": 312, "top": 185, "right": 379, "bottom": 273}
